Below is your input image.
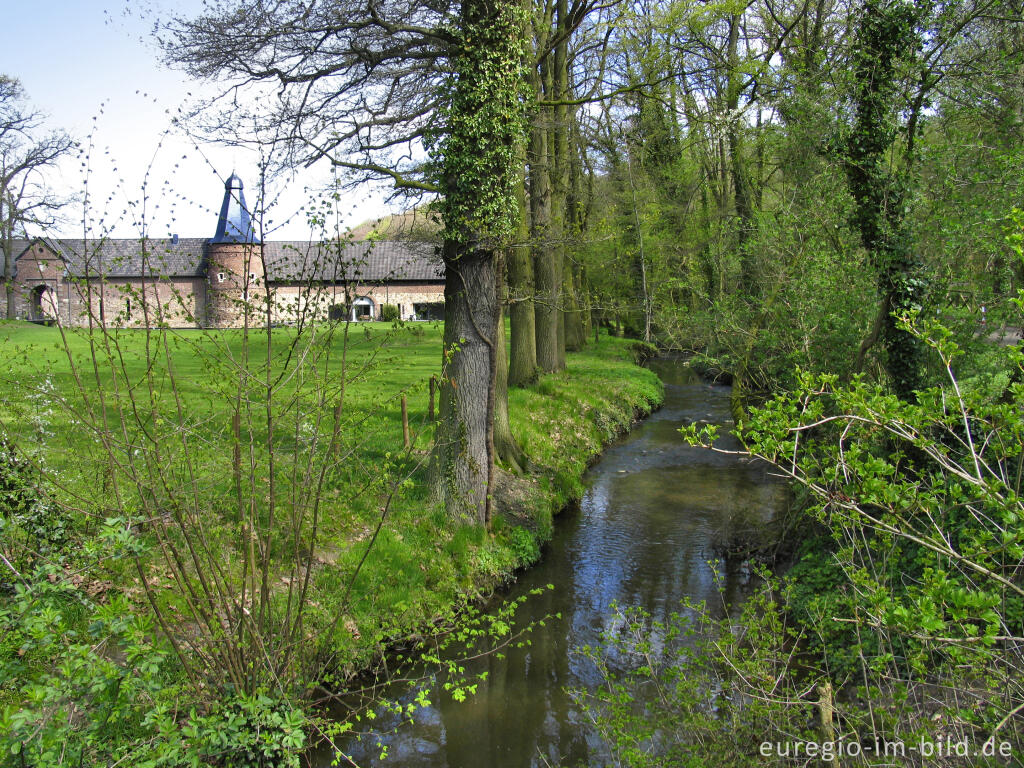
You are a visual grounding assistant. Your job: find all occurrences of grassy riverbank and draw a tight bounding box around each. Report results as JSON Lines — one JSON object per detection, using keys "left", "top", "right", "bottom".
{"left": 0, "top": 320, "right": 662, "bottom": 763}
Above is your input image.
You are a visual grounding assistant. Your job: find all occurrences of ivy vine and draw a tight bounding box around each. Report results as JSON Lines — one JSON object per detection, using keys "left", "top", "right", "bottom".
{"left": 844, "top": 0, "right": 925, "bottom": 399}
{"left": 427, "top": 1, "right": 529, "bottom": 249}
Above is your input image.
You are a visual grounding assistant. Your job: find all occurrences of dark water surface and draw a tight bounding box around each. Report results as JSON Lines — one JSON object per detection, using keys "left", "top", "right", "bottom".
{"left": 316, "top": 358, "right": 787, "bottom": 767}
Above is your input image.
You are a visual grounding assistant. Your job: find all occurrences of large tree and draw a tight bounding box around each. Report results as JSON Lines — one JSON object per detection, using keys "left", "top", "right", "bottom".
{"left": 162, "top": 0, "right": 526, "bottom": 522}
{"left": 0, "top": 76, "right": 73, "bottom": 319}
{"left": 842, "top": 0, "right": 924, "bottom": 398}
{"left": 429, "top": 1, "right": 527, "bottom": 522}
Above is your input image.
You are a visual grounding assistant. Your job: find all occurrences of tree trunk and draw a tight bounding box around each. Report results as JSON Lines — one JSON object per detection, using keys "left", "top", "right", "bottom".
{"left": 508, "top": 154, "right": 538, "bottom": 386}
{"left": 434, "top": 242, "right": 499, "bottom": 524}
{"left": 551, "top": 1, "right": 569, "bottom": 370}
{"left": 530, "top": 102, "right": 559, "bottom": 372}
{"left": 494, "top": 245, "right": 524, "bottom": 472}
{"left": 563, "top": 257, "right": 585, "bottom": 352}
{"left": 624, "top": 154, "right": 653, "bottom": 343}
{"left": 727, "top": 12, "right": 756, "bottom": 295}
{"left": 565, "top": 118, "right": 587, "bottom": 352}
{"left": 3, "top": 239, "right": 14, "bottom": 320}
{"left": 3, "top": 203, "right": 16, "bottom": 319}
{"left": 494, "top": 309, "right": 525, "bottom": 473}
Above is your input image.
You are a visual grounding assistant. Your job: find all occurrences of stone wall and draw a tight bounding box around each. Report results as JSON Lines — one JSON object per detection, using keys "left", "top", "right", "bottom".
{"left": 268, "top": 283, "right": 445, "bottom": 324}
{"left": 75, "top": 278, "right": 205, "bottom": 328}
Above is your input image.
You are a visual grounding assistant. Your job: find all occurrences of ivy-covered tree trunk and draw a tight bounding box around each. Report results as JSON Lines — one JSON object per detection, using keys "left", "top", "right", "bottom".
{"left": 845, "top": 0, "right": 923, "bottom": 399}
{"left": 431, "top": 0, "right": 526, "bottom": 524}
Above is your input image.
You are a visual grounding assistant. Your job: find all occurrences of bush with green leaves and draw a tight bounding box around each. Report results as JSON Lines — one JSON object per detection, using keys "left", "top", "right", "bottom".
{"left": 0, "top": 566, "right": 176, "bottom": 767}
{"left": 0, "top": 522, "right": 310, "bottom": 767}
{"left": 572, "top": 586, "right": 823, "bottom": 768}
{"left": 379, "top": 303, "right": 400, "bottom": 323}
{"left": 682, "top": 312, "right": 1024, "bottom": 759}
{"left": 0, "top": 438, "right": 68, "bottom": 575}
{"left": 181, "top": 694, "right": 306, "bottom": 768}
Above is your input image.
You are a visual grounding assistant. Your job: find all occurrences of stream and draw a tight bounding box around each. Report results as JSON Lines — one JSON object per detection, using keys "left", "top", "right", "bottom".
{"left": 316, "top": 357, "right": 788, "bottom": 767}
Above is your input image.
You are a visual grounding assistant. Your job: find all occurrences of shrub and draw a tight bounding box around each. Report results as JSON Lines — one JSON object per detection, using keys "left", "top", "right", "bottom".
{"left": 0, "top": 438, "right": 68, "bottom": 575}
{"left": 682, "top": 313, "right": 1024, "bottom": 760}
{"left": 380, "top": 303, "right": 400, "bottom": 322}
{"left": 573, "top": 587, "right": 821, "bottom": 768}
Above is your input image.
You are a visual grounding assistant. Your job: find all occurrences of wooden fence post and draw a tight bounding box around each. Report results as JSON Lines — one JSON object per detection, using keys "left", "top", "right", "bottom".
{"left": 401, "top": 395, "right": 410, "bottom": 450}
{"left": 818, "top": 681, "right": 840, "bottom": 768}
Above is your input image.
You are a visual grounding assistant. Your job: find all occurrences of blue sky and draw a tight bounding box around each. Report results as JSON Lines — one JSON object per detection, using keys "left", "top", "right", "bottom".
{"left": 2, "top": 1, "right": 386, "bottom": 239}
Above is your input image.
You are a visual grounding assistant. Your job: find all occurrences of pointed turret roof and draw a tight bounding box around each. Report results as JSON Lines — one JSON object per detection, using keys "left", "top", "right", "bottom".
{"left": 211, "top": 173, "right": 260, "bottom": 244}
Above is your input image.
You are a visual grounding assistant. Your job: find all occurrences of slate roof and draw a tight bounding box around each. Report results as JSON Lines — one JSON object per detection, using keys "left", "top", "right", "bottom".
{"left": 263, "top": 240, "right": 443, "bottom": 282}
{"left": 8, "top": 238, "right": 443, "bottom": 283}
{"left": 42, "top": 238, "right": 209, "bottom": 278}
{"left": 211, "top": 174, "right": 259, "bottom": 245}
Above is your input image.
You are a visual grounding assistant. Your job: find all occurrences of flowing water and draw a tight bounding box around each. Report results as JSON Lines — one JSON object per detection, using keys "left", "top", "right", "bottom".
{"left": 316, "top": 357, "right": 788, "bottom": 767}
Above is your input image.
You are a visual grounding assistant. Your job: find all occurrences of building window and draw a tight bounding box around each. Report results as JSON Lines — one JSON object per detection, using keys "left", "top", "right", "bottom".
{"left": 217, "top": 272, "right": 226, "bottom": 283}
{"left": 413, "top": 302, "right": 444, "bottom": 321}
{"left": 125, "top": 298, "right": 131, "bottom": 321}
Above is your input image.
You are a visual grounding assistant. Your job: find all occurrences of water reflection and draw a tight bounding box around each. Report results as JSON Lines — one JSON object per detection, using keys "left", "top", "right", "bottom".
{"left": 315, "top": 359, "right": 787, "bottom": 767}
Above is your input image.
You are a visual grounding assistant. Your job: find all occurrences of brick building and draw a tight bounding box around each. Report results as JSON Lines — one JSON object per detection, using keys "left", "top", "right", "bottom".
{"left": 4, "top": 174, "right": 445, "bottom": 328}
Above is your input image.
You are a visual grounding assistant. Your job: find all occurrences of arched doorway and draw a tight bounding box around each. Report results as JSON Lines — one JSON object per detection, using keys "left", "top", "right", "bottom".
{"left": 351, "top": 296, "right": 375, "bottom": 321}
{"left": 29, "top": 285, "right": 58, "bottom": 322}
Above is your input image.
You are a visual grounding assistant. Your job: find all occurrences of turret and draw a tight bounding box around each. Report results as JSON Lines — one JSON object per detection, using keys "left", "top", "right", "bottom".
{"left": 206, "top": 173, "right": 264, "bottom": 327}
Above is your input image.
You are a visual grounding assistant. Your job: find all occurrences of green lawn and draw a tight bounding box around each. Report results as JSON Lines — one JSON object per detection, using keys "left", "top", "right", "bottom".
{"left": 0, "top": 318, "right": 662, "bottom": 762}
{"left": 0, "top": 319, "right": 662, "bottom": 647}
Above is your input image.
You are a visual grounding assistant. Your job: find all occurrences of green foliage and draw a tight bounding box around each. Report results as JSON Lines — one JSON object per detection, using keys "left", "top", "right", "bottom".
{"left": 182, "top": 694, "right": 306, "bottom": 768}
{"left": 573, "top": 586, "right": 821, "bottom": 767}
{"left": 496, "top": 522, "right": 541, "bottom": 565}
{"left": 0, "top": 439, "right": 68, "bottom": 573}
{"left": 0, "top": 324, "right": 660, "bottom": 763}
{"left": 660, "top": 316, "right": 1024, "bottom": 761}
{"left": 0, "top": 568, "right": 179, "bottom": 767}
{"left": 718, "top": 317, "right": 1024, "bottom": 750}
{"left": 427, "top": 2, "right": 528, "bottom": 246}
{"left": 379, "top": 303, "right": 400, "bottom": 323}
